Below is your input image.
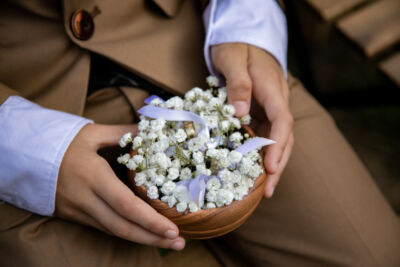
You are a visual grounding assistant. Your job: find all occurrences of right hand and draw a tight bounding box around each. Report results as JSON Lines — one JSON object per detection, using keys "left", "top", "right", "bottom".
{"left": 56, "top": 124, "right": 185, "bottom": 250}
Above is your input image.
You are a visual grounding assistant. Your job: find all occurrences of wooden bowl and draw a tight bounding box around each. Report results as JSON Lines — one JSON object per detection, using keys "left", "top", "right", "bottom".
{"left": 127, "top": 125, "right": 266, "bottom": 239}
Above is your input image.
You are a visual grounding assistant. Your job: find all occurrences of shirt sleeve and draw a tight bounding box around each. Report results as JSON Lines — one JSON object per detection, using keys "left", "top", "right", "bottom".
{"left": 0, "top": 96, "right": 92, "bottom": 216}
{"left": 203, "top": 0, "right": 288, "bottom": 78}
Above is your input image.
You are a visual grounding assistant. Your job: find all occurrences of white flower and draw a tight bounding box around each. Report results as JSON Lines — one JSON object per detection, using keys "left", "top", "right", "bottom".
{"left": 132, "top": 136, "right": 143, "bottom": 149}
{"left": 146, "top": 168, "right": 157, "bottom": 180}
{"left": 165, "top": 96, "right": 184, "bottom": 110}
{"left": 230, "top": 118, "right": 241, "bottom": 129}
{"left": 180, "top": 167, "right": 192, "bottom": 180}
{"left": 206, "top": 190, "right": 217, "bottom": 202}
{"left": 144, "top": 180, "right": 154, "bottom": 188}
{"left": 146, "top": 131, "right": 158, "bottom": 140}
{"left": 208, "top": 97, "right": 222, "bottom": 110}
{"left": 161, "top": 195, "right": 169, "bottom": 203}
{"left": 187, "top": 135, "right": 207, "bottom": 152}
{"left": 161, "top": 180, "right": 176, "bottom": 195}
{"left": 117, "top": 153, "right": 130, "bottom": 165}
{"left": 150, "top": 152, "right": 171, "bottom": 169}
{"left": 185, "top": 90, "right": 196, "bottom": 102}
{"left": 192, "top": 99, "right": 206, "bottom": 113}
{"left": 152, "top": 174, "right": 165, "bottom": 186}
{"left": 245, "top": 150, "right": 261, "bottom": 162}
{"left": 206, "top": 202, "right": 216, "bottom": 209}
{"left": 196, "top": 164, "right": 211, "bottom": 176}
{"left": 217, "top": 189, "right": 234, "bottom": 206}
{"left": 218, "top": 87, "right": 227, "bottom": 102}
{"left": 192, "top": 151, "right": 204, "bottom": 164}
{"left": 229, "top": 132, "right": 243, "bottom": 143}
{"left": 173, "top": 185, "right": 190, "bottom": 203}
{"left": 220, "top": 120, "right": 230, "bottom": 132}
{"left": 239, "top": 157, "right": 253, "bottom": 175}
{"left": 218, "top": 169, "right": 233, "bottom": 183}
{"left": 231, "top": 170, "right": 242, "bottom": 183}
{"left": 192, "top": 87, "right": 204, "bottom": 97}
{"left": 188, "top": 201, "right": 199, "bottom": 213}
{"left": 167, "top": 196, "right": 177, "bottom": 207}
{"left": 167, "top": 167, "right": 179, "bottom": 180}
{"left": 206, "top": 177, "right": 221, "bottom": 191}
{"left": 174, "top": 129, "right": 187, "bottom": 143}
{"left": 222, "top": 105, "right": 235, "bottom": 116}
{"left": 138, "top": 119, "right": 149, "bottom": 131}
{"left": 248, "top": 164, "right": 263, "bottom": 179}
{"left": 233, "top": 186, "right": 248, "bottom": 201}
{"left": 206, "top": 75, "right": 219, "bottom": 87}
{"left": 240, "top": 114, "right": 251, "bottom": 125}
{"left": 119, "top": 132, "right": 132, "bottom": 148}
{"left": 202, "top": 90, "right": 213, "bottom": 101}
{"left": 222, "top": 182, "right": 234, "bottom": 191}
{"left": 228, "top": 151, "right": 242, "bottom": 164}
{"left": 149, "top": 97, "right": 164, "bottom": 107}
{"left": 206, "top": 148, "right": 218, "bottom": 158}
{"left": 133, "top": 155, "right": 145, "bottom": 165}
{"left": 204, "top": 115, "right": 219, "bottom": 129}
{"left": 134, "top": 172, "right": 147, "bottom": 186}
{"left": 126, "top": 159, "right": 137, "bottom": 170}
{"left": 150, "top": 118, "right": 166, "bottom": 132}
{"left": 171, "top": 159, "right": 181, "bottom": 169}
{"left": 176, "top": 202, "right": 188, "bottom": 212}
{"left": 147, "top": 185, "right": 159, "bottom": 199}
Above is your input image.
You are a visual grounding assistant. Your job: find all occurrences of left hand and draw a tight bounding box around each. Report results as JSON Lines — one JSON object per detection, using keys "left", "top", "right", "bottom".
{"left": 211, "top": 43, "right": 294, "bottom": 198}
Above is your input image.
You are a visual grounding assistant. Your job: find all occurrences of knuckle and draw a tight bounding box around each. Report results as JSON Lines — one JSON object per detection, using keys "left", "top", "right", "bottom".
{"left": 232, "top": 74, "right": 252, "bottom": 91}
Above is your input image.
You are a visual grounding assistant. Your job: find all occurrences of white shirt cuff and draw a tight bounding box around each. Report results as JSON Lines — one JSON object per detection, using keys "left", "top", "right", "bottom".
{"left": 203, "top": 0, "right": 288, "bottom": 78}
{"left": 0, "top": 96, "right": 92, "bottom": 216}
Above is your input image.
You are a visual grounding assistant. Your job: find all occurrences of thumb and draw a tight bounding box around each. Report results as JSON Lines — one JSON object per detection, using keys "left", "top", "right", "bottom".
{"left": 90, "top": 124, "right": 138, "bottom": 149}
{"left": 211, "top": 43, "right": 252, "bottom": 117}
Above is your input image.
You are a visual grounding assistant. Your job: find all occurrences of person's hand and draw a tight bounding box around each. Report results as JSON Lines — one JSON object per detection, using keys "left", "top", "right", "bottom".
{"left": 56, "top": 124, "right": 185, "bottom": 250}
{"left": 212, "top": 43, "right": 294, "bottom": 198}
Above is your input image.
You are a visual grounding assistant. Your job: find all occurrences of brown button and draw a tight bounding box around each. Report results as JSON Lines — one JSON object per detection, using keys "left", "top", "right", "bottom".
{"left": 70, "top": 9, "right": 94, "bottom": 41}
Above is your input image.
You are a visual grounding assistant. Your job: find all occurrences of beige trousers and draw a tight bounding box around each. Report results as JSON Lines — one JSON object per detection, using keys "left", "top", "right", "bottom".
{"left": 1, "top": 76, "right": 399, "bottom": 267}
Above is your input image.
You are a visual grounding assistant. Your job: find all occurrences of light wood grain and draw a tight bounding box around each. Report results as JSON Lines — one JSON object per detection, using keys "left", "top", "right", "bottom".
{"left": 306, "top": 0, "right": 367, "bottom": 21}
{"left": 127, "top": 125, "right": 267, "bottom": 239}
{"left": 380, "top": 52, "right": 400, "bottom": 86}
{"left": 337, "top": 0, "right": 400, "bottom": 57}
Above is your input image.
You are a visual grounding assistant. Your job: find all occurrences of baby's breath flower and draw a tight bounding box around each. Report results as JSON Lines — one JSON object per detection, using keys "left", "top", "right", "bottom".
{"left": 196, "top": 164, "right": 211, "bottom": 176}
{"left": 165, "top": 96, "right": 184, "bottom": 110}
{"left": 220, "top": 120, "right": 230, "bottom": 132}
{"left": 204, "top": 115, "right": 219, "bottom": 129}
{"left": 230, "top": 117, "right": 241, "bottom": 129}
{"left": 119, "top": 132, "right": 132, "bottom": 148}
{"left": 167, "top": 167, "right": 180, "bottom": 180}
{"left": 206, "top": 177, "right": 221, "bottom": 191}
{"left": 161, "top": 180, "right": 176, "bottom": 195}
{"left": 248, "top": 164, "right": 263, "bottom": 179}
{"left": 206, "top": 75, "right": 219, "bottom": 87}
{"left": 174, "top": 129, "right": 187, "bottom": 143}
{"left": 171, "top": 159, "right": 181, "bottom": 169}
{"left": 133, "top": 155, "right": 145, "bottom": 165}
{"left": 132, "top": 136, "right": 143, "bottom": 149}
{"left": 180, "top": 167, "right": 192, "bottom": 180}
{"left": 189, "top": 201, "right": 199, "bottom": 213}
{"left": 117, "top": 153, "right": 130, "bottom": 165}
{"left": 147, "top": 185, "right": 159, "bottom": 199}
{"left": 217, "top": 189, "right": 234, "bottom": 206}
{"left": 149, "top": 98, "right": 164, "bottom": 107}
{"left": 176, "top": 202, "right": 188, "bottom": 212}
{"left": 168, "top": 196, "right": 177, "bottom": 207}
{"left": 126, "top": 159, "right": 138, "bottom": 171}
{"left": 218, "top": 87, "right": 227, "bottom": 102}
{"left": 152, "top": 174, "right": 165, "bottom": 186}
{"left": 222, "top": 105, "right": 235, "bottom": 116}
{"left": 151, "top": 152, "right": 171, "bottom": 169}
{"left": 229, "top": 132, "right": 243, "bottom": 143}
{"left": 138, "top": 119, "right": 149, "bottom": 131}
{"left": 240, "top": 114, "right": 251, "bottom": 125}
{"left": 228, "top": 151, "right": 242, "bottom": 164}
{"left": 208, "top": 97, "right": 222, "bottom": 110}
{"left": 185, "top": 90, "right": 196, "bottom": 102}
{"left": 218, "top": 169, "right": 233, "bottom": 183}
{"left": 150, "top": 118, "right": 166, "bottom": 132}
{"left": 206, "top": 190, "right": 218, "bottom": 202}
{"left": 192, "top": 151, "right": 204, "bottom": 165}
{"left": 134, "top": 172, "right": 147, "bottom": 186}
{"left": 206, "top": 148, "right": 218, "bottom": 158}
{"left": 173, "top": 185, "right": 190, "bottom": 203}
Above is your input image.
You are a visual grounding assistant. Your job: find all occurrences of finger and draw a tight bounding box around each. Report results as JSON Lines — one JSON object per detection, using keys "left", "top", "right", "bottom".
{"left": 264, "top": 133, "right": 294, "bottom": 198}
{"left": 83, "top": 191, "right": 185, "bottom": 250}
{"left": 92, "top": 158, "right": 180, "bottom": 240}
{"left": 89, "top": 124, "right": 138, "bottom": 149}
{"left": 212, "top": 43, "right": 252, "bottom": 117}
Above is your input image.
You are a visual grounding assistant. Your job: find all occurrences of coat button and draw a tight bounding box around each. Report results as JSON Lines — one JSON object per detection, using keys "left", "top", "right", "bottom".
{"left": 70, "top": 9, "right": 94, "bottom": 41}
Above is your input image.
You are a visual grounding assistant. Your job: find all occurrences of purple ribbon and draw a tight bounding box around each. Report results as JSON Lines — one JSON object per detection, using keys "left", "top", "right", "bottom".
{"left": 235, "top": 137, "right": 276, "bottom": 155}
{"left": 177, "top": 174, "right": 211, "bottom": 206}
{"left": 144, "top": 95, "right": 164, "bottom": 104}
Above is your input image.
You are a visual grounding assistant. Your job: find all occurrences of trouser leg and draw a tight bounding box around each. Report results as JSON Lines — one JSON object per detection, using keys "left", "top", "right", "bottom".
{"left": 207, "top": 77, "right": 400, "bottom": 267}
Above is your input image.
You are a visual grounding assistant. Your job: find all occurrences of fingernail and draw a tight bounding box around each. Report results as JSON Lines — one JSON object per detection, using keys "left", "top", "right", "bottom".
{"left": 233, "top": 101, "right": 248, "bottom": 116}
{"left": 172, "top": 240, "right": 185, "bottom": 251}
{"left": 165, "top": 230, "right": 178, "bottom": 239}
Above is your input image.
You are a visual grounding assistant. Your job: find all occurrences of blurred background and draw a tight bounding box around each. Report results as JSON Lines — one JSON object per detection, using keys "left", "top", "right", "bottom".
{"left": 285, "top": 0, "right": 400, "bottom": 214}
